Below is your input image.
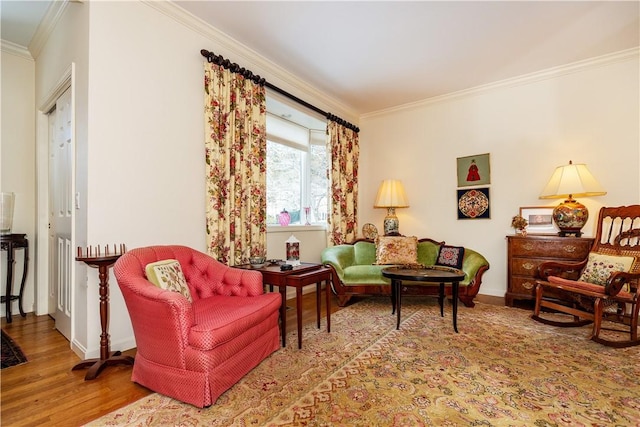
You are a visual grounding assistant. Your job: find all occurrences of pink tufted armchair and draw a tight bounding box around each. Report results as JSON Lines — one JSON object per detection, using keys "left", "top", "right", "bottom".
{"left": 114, "top": 245, "right": 281, "bottom": 407}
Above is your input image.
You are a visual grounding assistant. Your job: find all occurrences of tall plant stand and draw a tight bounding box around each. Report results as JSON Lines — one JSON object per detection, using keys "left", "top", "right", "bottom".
{"left": 73, "top": 246, "right": 134, "bottom": 380}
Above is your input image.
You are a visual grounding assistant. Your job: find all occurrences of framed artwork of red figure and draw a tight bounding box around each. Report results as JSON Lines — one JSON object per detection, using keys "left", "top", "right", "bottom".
{"left": 457, "top": 153, "right": 490, "bottom": 187}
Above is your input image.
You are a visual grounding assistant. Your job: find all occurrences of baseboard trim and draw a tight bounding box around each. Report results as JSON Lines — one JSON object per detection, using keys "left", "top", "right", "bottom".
{"left": 474, "top": 294, "right": 505, "bottom": 306}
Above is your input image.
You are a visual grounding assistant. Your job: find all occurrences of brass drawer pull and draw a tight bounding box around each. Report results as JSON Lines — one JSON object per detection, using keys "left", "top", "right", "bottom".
{"left": 563, "top": 245, "right": 576, "bottom": 253}
{"left": 522, "top": 281, "right": 534, "bottom": 290}
{"left": 522, "top": 262, "right": 535, "bottom": 270}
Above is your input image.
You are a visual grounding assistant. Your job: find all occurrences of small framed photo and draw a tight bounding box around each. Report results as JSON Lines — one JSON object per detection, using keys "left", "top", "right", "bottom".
{"left": 457, "top": 153, "right": 490, "bottom": 187}
{"left": 519, "top": 206, "right": 557, "bottom": 234}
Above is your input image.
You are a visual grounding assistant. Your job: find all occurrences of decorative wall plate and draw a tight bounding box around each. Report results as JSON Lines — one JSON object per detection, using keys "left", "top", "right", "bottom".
{"left": 362, "top": 223, "right": 378, "bottom": 240}
{"left": 457, "top": 188, "right": 490, "bottom": 219}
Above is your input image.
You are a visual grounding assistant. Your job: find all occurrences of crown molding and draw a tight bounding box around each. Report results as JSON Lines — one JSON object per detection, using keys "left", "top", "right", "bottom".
{"left": 29, "top": 0, "right": 71, "bottom": 59}
{"left": 143, "top": 1, "right": 359, "bottom": 124}
{"left": 1, "top": 40, "right": 34, "bottom": 61}
{"left": 362, "top": 47, "right": 640, "bottom": 119}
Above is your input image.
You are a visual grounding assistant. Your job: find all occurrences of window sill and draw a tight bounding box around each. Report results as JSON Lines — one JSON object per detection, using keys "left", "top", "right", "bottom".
{"left": 267, "top": 225, "right": 326, "bottom": 233}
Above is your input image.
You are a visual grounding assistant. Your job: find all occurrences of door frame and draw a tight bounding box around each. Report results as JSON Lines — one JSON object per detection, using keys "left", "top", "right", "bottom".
{"left": 35, "top": 65, "right": 75, "bottom": 324}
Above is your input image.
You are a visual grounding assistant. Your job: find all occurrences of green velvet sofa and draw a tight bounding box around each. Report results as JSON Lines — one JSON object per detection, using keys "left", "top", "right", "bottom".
{"left": 321, "top": 238, "right": 490, "bottom": 307}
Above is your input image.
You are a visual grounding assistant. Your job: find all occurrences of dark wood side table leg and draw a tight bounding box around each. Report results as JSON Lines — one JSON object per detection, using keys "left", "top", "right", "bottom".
{"left": 316, "top": 282, "right": 321, "bottom": 329}
{"left": 438, "top": 283, "right": 445, "bottom": 317}
{"left": 17, "top": 243, "right": 28, "bottom": 317}
{"left": 296, "top": 286, "right": 303, "bottom": 349}
{"left": 4, "top": 241, "right": 14, "bottom": 323}
{"left": 452, "top": 281, "right": 459, "bottom": 333}
{"left": 325, "top": 278, "right": 331, "bottom": 333}
{"left": 279, "top": 285, "right": 287, "bottom": 347}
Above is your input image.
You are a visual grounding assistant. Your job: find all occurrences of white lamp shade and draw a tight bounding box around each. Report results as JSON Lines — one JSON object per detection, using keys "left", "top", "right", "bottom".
{"left": 539, "top": 161, "right": 606, "bottom": 199}
{"left": 374, "top": 180, "right": 409, "bottom": 208}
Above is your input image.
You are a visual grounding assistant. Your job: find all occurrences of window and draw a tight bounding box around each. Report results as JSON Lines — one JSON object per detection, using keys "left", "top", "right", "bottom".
{"left": 266, "top": 99, "right": 327, "bottom": 226}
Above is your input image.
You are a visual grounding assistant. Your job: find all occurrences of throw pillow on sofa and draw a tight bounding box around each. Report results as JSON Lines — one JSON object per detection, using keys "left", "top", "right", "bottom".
{"left": 435, "top": 245, "right": 465, "bottom": 270}
{"left": 375, "top": 236, "right": 418, "bottom": 265}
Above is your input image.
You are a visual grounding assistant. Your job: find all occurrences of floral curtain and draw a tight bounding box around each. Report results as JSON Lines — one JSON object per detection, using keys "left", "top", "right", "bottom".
{"left": 327, "top": 120, "right": 359, "bottom": 245}
{"left": 204, "top": 61, "right": 267, "bottom": 265}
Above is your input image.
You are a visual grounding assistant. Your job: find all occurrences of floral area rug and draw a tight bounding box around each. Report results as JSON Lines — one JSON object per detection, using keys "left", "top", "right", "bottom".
{"left": 88, "top": 298, "right": 640, "bottom": 426}
{"left": 1, "top": 329, "right": 27, "bottom": 369}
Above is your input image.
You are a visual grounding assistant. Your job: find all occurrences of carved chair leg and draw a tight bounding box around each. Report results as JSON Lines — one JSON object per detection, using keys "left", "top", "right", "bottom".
{"left": 572, "top": 301, "right": 583, "bottom": 322}
{"left": 531, "top": 283, "right": 547, "bottom": 324}
{"left": 590, "top": 298, "right": 604, "bottom": 341}
{"left": 533, "top": 284, "right": 543, "bottom": 317}
{"left": 631, "top": 302, "right": 639, "bottom": 342}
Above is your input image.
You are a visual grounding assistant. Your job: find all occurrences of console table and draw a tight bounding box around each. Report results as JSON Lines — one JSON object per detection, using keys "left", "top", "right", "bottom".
{"left": 1, "top": 233, "right": 29, "bottom": 323}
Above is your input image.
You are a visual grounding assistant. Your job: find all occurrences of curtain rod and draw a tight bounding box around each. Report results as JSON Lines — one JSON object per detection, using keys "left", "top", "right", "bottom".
{"left": 200, "top": 49, "right": 359, "bottom": 133}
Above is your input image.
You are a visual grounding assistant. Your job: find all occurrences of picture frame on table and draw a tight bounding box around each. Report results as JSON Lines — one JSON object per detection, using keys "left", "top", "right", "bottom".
{"left": 456, "top": 153, "right": 490, "bottom": 187}
{"left": 519, "top": 206, "right": 558, "bottom": 234}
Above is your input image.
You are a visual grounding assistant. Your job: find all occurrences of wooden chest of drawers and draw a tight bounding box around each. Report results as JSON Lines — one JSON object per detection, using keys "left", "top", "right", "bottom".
{"left": 505, "top": 234, "right": 593, "bottom": 306}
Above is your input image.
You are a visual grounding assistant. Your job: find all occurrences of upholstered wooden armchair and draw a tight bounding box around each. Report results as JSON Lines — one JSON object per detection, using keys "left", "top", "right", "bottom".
{"left": 532, "top": 205, "right": 640, "bottom": 347}
{"left": 114, "top": 245, "right": 281, "bottom": 407}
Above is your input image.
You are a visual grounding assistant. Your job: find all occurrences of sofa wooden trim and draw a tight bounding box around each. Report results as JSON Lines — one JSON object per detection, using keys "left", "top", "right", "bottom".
{"left": 322, "top": 238, "right": 490, "bottom": 307}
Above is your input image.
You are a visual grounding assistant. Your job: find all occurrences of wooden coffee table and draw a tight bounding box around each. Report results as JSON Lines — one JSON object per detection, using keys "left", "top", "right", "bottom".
{"left": 382, "top": 266, "right": 466, "bottom": 332}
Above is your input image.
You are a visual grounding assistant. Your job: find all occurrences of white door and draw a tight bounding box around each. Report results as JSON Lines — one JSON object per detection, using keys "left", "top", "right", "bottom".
{"left": 48, "top": 87, "right": 73, "bottom": 340}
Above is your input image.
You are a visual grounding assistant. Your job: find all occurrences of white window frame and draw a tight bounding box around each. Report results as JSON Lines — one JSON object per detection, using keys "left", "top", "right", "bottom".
{"left": 265, "top": 108, "right": 327, "bottom": 230}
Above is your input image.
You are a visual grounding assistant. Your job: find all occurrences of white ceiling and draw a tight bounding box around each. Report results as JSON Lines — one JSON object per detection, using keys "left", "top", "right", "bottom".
{"left": 0, "top": 1, "right": 50, "bottom": 47}
{"left": 176, "top": 1, "right": 639, "bottom": 114}
{"left": 2, "top": 1, "right": 639, "bottom": 115}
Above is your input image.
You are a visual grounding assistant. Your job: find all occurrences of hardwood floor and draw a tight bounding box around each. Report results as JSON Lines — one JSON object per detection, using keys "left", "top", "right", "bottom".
{"left": 0, "top": 291, "right": 345, "bottom": 426}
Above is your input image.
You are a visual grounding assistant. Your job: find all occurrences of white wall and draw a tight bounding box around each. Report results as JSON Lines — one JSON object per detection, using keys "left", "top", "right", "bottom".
{"left": 34, "top": 0, "right": 90, "bottom": 355}
{"left": 77, "top": 2, "right": 342, "bottom": 355}
{"left": 266, "top": 227, "right": 326, "bottom": 299}
{"left": 266, "top": 227, "right": 325, "bottom": 264}
{"left": 1, "top": 45, "right": 36, "bottom": 319}
{"left": 10, "top": 1, "right": 346, "bottom": 357}
{"left": 359, "top": 51, "right": 640, "bottom": 297}
{"left": 12, "top": 0, "right": 639, "bottom": 356}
